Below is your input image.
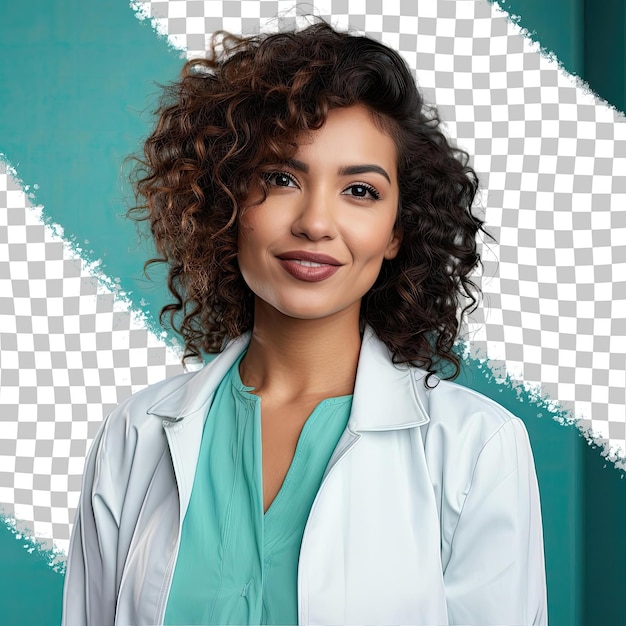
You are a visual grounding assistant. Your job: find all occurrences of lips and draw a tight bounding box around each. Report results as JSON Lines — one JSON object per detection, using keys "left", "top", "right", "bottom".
{"left": 277, "top": 251, "right": 342, "bottom": 265}
{"left": 277, "top": 250, "right": 343, "bottom": 282}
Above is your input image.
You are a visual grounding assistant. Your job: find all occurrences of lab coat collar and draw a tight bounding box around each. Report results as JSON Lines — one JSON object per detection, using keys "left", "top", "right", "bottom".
{"left": 146, "top": 326, "right": 430, "bottom": 431}
{"left": 350, "top": 326, "right": 431, "bottom": 431}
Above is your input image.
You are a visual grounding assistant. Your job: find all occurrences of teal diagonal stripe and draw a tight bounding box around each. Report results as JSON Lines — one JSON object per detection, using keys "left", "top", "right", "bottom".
{"left": 0, "top": 519, "right": 64, "bottom": 626}
{"left": 0, "top": 0, "right": 183, "bottom": 330}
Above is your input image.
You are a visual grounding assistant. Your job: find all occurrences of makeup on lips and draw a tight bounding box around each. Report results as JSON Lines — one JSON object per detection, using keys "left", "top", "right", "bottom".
{"left": 277, "top": 251, "right": 343, "bottom": 282}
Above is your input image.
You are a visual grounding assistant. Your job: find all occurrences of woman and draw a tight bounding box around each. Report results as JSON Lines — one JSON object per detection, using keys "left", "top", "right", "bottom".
{"left": 62, "top": 20, "right": 547, "bottom": 626}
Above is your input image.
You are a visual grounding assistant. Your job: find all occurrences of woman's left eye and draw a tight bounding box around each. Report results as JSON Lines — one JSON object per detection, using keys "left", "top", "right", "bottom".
{"left": 343, "top": 184, "right": 380, "bottom": 200}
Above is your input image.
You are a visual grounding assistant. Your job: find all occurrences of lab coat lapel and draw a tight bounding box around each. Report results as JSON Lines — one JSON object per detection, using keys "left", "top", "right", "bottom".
{"left": 146, "top": 333, "right": 251, "bottom": 514}
{"left": 322, "top": 326, "right": 431, "bottom": 481}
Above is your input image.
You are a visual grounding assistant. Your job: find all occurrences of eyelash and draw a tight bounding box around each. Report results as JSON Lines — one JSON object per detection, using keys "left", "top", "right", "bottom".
{"left": 264, "top": 171, "right": 381, "bottom": 201}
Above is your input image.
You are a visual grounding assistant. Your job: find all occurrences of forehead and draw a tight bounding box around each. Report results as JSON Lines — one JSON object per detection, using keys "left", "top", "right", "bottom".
{"left": 293, "top": 105, "right": 398, "bottom": 176}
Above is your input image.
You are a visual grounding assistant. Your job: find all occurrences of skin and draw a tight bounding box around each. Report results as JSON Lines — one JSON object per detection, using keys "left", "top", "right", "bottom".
{"left": 237, "top": 104, "right": 402, "bottom": 510}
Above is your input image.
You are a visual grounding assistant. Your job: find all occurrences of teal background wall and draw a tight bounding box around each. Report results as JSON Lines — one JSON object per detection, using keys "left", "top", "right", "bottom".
{"left": 0, "top": 1, "right": 624, "bottom": 625}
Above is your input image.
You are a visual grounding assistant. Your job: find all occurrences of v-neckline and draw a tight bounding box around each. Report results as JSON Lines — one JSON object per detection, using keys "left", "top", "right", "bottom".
{"left": 230, "top": 351, "right": 352, "bottom": 528}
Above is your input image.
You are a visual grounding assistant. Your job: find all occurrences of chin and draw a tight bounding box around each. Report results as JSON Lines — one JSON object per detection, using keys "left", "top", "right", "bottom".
{"left": 265, "top": 297, "right": 360, "bottom": 323}
{"left": 275, "top": 305, "right": 340, "bottom": 321}
{"left": 251, "top": 288, "right": 363, "bottom": 323}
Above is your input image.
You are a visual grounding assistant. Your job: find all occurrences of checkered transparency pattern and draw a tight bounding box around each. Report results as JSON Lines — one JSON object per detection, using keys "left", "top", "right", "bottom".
{"left": 131, "top": 0, "right": 626, "bottom": 458}
{"left": 0, "top": 162, "right": 185, "bottom": 555}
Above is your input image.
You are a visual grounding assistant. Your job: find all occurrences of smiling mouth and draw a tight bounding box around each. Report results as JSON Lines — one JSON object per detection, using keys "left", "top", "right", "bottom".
{"left": 277, "top": 257, "right": 342, "bottom": 282}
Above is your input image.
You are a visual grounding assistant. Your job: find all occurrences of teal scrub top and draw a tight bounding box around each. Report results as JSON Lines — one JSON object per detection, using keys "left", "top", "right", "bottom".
{"left": 164, "top": 351, "right": 353, "bottom": 625}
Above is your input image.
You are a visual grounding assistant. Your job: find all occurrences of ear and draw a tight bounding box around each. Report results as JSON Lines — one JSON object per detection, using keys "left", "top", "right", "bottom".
{"left": 384, "top": 227, "right": 403, "bottom": 260}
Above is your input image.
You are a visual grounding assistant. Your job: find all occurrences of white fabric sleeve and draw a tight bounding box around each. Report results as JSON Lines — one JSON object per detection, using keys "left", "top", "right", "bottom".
{"left": 443, "top": 418, "right": 548, "bottom": 626}
{"left": 62, "top": 420, "right": 120, "bottom": 626}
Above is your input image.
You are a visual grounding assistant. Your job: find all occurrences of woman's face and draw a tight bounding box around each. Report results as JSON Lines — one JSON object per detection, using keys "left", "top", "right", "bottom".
{"left": 237, "top": 104, "right": 402, "bottom": 323}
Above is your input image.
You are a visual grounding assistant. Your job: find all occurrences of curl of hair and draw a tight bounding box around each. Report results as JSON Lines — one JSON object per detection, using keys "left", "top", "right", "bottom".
{"left": 130, "top": 19, "right": 487, "bottom": 383}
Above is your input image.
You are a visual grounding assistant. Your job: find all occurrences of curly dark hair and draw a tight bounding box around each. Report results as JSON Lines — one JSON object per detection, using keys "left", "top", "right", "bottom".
{"left": 130, "top": 19, "right": 485, "bottom": 381}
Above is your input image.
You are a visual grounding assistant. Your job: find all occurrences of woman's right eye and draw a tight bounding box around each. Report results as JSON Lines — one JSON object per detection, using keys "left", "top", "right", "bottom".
{"left": 265, "top": 172, "right": 298, "bottom": 188}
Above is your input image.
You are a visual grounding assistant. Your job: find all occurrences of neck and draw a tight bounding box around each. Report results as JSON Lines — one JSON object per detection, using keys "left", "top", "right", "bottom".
{"left": 238, "top": 298, "right": 362, "bottom": 403}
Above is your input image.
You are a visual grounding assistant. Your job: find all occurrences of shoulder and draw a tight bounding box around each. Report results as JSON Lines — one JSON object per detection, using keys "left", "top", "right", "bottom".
{"left": 86, "top": 369, "right": 200, "bottom": 487}
{"left": 110, "top": 369, "right": 199, "bottom": 425}
{"left": 92, "top": 334, "right": 251, "bottom": 463}
{"left": 98, "top": 369, "right": 199, "bottom": 441}
{"left": 425, "top": 375, "right": 519, "bottom": 439}
{"left": 418, "top": 373, "right": 534, "bottom": 492}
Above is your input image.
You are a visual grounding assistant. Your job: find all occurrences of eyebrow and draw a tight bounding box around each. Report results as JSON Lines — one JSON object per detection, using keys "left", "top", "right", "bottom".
{"left": 285, "top": 158, "right": 392, "bottom": 184}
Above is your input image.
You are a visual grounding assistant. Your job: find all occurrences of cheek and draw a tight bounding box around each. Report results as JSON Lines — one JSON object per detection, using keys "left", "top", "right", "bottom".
{"left": 348, "top": 223, "right": 399, "bottom": 262}
{"left": 236, "top": 227, "right": 257, "bottom": 285}
{"left": 237, "top": 212, "right": 274, "bottom": 287}
{"left": 238, "top": 203, "right": 276, "bottom": 241}
{"left": 237, "top": 212, "right": 262, "bottom": 255}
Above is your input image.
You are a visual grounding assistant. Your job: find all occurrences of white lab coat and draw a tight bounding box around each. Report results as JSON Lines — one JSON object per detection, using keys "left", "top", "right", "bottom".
{"left": 62, "top": 326, "right": 547, "bottom": 625}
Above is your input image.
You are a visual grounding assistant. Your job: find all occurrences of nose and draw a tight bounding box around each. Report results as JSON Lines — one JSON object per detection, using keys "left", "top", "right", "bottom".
{"left": 290, "top": 189, "right": 337, "bottom": 241}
